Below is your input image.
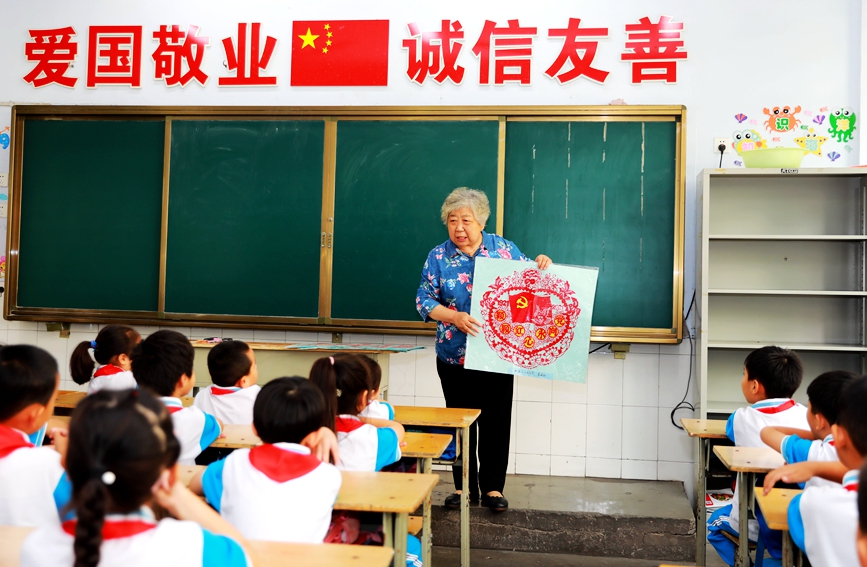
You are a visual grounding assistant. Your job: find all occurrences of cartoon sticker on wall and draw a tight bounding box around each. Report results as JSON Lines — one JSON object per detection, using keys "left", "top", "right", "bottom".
{"left": 827, "top": 108, "right": 856, "bottom": 142}
{"left": 732, "top": 130, "right": 764, "bottom": 152}
{"left": 0, "top": 256, "right": 6, "bottom": 280}
{"left": 763, "top": 105, "right": 801, "bottom": 133}
{"left": 794, "top": 128, "right": 828, "bottom": 156}
{"left": 0, "top": 127, "right": 9, "bottom": 150}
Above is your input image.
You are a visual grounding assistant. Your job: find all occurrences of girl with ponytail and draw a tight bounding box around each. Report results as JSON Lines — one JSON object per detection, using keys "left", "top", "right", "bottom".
{"left": 20, "top": 389, "right": 250, "bottom": 567}
{"left": 309, "top": 354, "right": 404, "bottom": 472}
{"left": 69, "top": 325, "right": 140, "bottom": 394}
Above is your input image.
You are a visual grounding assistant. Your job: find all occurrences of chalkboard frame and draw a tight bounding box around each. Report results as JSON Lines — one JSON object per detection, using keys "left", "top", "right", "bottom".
{"left": 6, "top": 105, "right": 685, "bottom": 343}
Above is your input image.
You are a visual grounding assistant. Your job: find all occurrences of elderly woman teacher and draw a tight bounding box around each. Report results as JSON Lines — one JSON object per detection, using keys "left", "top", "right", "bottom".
{"left": 415, "top": 187, "right": 551, "bottom": 513}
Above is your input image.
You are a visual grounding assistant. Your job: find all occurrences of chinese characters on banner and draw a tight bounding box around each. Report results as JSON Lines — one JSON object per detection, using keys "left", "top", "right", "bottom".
{"left": 465, "top": 258, "right": 599, "bottom": 384}
{"left": 22, "top": 16, "right": 686, "bottom": 89}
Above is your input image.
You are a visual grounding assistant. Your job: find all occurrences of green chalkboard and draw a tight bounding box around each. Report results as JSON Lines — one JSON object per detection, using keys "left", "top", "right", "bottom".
{"left": 17, "top": 119, "right": 164, "bottom": 311}
{"left": 166, "top": 120, "right": 324, "bottom": 318}
{"left": 331, "top": 120, "right": 500, "bottom": 322}
{"left": 503, "top": 121, "right": 677, "bottom": 329}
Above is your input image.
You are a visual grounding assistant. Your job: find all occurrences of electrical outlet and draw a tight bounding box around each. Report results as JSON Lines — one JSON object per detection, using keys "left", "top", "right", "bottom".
{"left": 0, "top": 173, "right": 7, "bottom": 187}
{"left": 0, "top": 202, "right": 7, "bottom": 218}
{"left": 713, "top": 137, "right": 732, "bottom": 154}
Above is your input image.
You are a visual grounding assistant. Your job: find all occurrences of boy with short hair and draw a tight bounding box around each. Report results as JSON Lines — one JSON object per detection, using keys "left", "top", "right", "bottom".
{"left": 707, "top": 345, "right": 808, "bottom": 566}
{"left": 357, "top": 354, "right": 394, "bottom": 420}
{"left": 194, "top": 340, "right": 261, "bottom": 425}
{"left": 0, "top": 345, "right": 70, "bottom": 526}
{"left": 131, "top": 330, "right": 221, "bottom": 465}
{"left": 190, "top": 377, "right": 341, "bottom": 543}
{"left": 761, "top": 370, "right": 858, "bottom": 488}
{"left": 763, "top": 376, "right": 867, "bottom": 567}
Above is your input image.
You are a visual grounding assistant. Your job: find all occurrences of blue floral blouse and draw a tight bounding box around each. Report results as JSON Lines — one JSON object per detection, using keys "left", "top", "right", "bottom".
{"left": 416, "top": 231, "right": 530, "bottom": 365}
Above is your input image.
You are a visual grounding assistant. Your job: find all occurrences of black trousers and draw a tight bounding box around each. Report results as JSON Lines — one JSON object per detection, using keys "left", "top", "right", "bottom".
{"left": 436, "top": 358, "right": 514, "bottom": 496}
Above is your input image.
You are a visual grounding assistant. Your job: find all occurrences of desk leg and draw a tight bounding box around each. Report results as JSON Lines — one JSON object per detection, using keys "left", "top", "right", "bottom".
{"left": 421, "top": 457, "right": 432, "bottom": 567}
{"left": 697, "top": 438, "right": 707, "bottom": 566}
{"left": 460, "top": 425, "right": 470, "bottom": 567}
{"left": 384, "top": 512, "right": 394, "bottom": 550}
{"left": 395, "top": 512, "right": 409, "bottom": 567}
{"left": 782, "top": 530, "right": 790, "bottom": 567}
{"left": 737, "top": 471, "right": 749, "bottom": 567}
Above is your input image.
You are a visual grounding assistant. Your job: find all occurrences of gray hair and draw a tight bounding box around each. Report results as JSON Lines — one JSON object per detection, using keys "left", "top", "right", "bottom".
{"left": 440, "top": 187, "right": 491, "bottom": 227}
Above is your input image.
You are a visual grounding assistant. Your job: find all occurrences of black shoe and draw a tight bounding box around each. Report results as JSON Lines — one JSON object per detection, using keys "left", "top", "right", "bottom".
{"left": 444, "top": 493, "right": 480, "bottom": 509}
{"left": 481, "top": 493, "right": 509, "bottom": 512}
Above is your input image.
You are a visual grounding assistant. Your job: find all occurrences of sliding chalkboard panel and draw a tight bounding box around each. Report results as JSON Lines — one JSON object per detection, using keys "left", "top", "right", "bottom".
{"left": 17, "top": 119, "right": 164, "bottom": 311}
{"left": 503, "top": 120, "right": 677, "bottom": 330}
{"left": 331, "top": 120, "right": 500, "bottom": 322}
{"left": 165, "top": 120, "right": 324, "bottom": 318}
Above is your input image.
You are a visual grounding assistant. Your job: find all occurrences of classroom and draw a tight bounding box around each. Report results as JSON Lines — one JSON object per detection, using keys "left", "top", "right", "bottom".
{"left": 0, "top": 1, "right": 865, "bottom": 566}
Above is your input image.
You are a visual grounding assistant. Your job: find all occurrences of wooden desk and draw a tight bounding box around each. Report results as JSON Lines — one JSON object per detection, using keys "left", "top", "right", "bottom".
{"left": 394, "top": 406, "right": 480, "bottom": 567}
{"left": 53, "top": 392, "right": 194, "bottom": 412}
{"left": 178, "top": 466, "right": 436, "bottom": 567}
{"left": 714, "top": 445, "right": 785, "bottom": 567}
{"left": 210, "top": 424, "right": 261, "bottom": 449}
{"left": 755, "top": 488, "right": 803, "bottom": 567}
{"left": 681, "top": 418, "right": 728, "bottom": 566}
{"left": 0, "top": 525, "right": 394, "bottom": 567}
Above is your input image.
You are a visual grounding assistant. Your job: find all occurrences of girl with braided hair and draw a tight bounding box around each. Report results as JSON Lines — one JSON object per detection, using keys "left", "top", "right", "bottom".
{"left": 21, "top": 388, "right": 250, "bottom": 567}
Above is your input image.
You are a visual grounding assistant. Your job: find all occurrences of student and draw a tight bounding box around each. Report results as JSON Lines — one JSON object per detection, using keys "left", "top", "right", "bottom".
{"left": 70, "top": 324, "right": 140, "bottom": 394}
{"left": 0, "top": 345, "right": 70, "bottom": 526}
{"left": 193, "top": 341, "right": 261, "bottom": 425}
{"left": 21, "top": 388, "right": 250, "bottom": 567}
{"left": 707, "top": 345, "right": 807, "bottom": 566}
{"left": 761, "top": 370, "right": 858, "bottom": 488}
{"left": 358, "top": 354, "right": 394, "bottom": 420}
{"left": 762, "top": 376, "right": 867, "bottom": 567}
{"left": 190, "top": 377, "right": 341, "bottom": 543}
{"left": 309, "top": 354, "right": 403, "bottom": 472}
{"left": 858, "top": 460, "right": 867, "bottom": 567}
{"left": 131, "top": 330, "right": 222, "bottom": 465}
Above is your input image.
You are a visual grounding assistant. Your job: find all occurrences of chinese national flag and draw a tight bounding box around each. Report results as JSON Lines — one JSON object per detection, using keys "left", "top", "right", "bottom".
{"left": 509, "top": 292, "right": 535, "bottom": 323}
{"left": 291, "top": 20, "right": 389, "bottom": 86}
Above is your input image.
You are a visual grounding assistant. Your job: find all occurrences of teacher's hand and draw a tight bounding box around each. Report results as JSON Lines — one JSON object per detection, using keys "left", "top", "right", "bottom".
{"left": 535, "top": 254, "right": 552, "bottom": 270}
{"left": 453, "top": 312, "right": 481, "bottom": 336}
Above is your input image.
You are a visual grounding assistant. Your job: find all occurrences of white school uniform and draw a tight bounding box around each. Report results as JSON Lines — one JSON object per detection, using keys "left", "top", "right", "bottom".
{"left": 781, "top": 433, "right": 839, "bottom": 489}
{"left": 723, "top": 398, "right": 808, "bottom": 535}
{"left": 160, "top": 397, "right": 221, "bottom": 465}
{"left": 201, "top": 442, "right": 341, "bottom": 543}
{"left": 789, "top": 469, "right": 859, "bottom": 567}
{"left": 359, "top": 399, "right": 394, "bottom": 420}
{"left": 88, "top": 364, "right": 137, "bottom": 395}
{"left": 21, "top": 507, "right": 250, "bottom": 567}
{"left": 193, "top": 384, "right": 261, "bottom": 425}
{"left": 335, "top": 415, "right": 400, "bottom": 472}
{"left": 0, "top": 424, "right": 71, "bottom": 527}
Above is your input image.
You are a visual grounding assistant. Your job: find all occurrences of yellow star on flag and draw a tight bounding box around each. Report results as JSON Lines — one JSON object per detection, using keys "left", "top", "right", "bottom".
{"left": 326, "top": 40, "right": 332, "bottom": 46}
{"left": 324, "top": 24, "right": 330, "bottom": 30}
{"left": 327, "top": 32, "right": 332, "bottom": 38}
{"left": 322, "top": 47, "right": 328, "bottom": 54}
{"left": 298, "top": 28, "right": 319, "bottom": 49}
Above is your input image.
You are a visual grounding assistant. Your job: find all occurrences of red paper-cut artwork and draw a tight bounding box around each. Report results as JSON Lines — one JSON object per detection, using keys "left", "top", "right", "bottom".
{"left": 479, "top": 267, "right": 580, "bottom": 369}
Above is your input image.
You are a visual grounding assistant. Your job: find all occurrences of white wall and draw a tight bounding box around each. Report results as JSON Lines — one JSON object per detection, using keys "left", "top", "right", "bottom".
{"left": 1, "top": 0, "right": 864, "bottom": 502}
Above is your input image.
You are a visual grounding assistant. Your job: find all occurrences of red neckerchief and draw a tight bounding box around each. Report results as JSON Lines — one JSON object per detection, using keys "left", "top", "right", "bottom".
{"left": 210, "top": 386, "right": 240, "bottom": 396}
{"left": 0, "top": 424, "right": 33, "bottom": 459}
{"left": 62, "top": 519, "right": 156, "bottom": 539}
{"left": 335, "top": 416, "right": 365, "bottom": 434}
{"left": 248, "top": 444, "right": 321, "bottom": 482}
{"left": 93, "top": 365, "right": 126, "bottom": 378}
{"left": 755, "top": 399, "right": 796, "bottom": 414}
